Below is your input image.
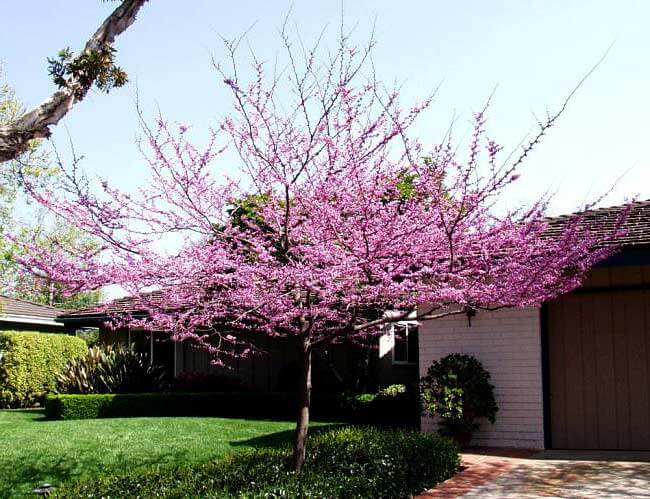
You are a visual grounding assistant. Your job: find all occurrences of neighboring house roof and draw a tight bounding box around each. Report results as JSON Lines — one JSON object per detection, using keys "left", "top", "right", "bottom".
{"left": 58, "top": 199, "right": 650, "bottom": 322}
{"left": 57, "top": 292, "right": 163, "bottom": 322}
{"left": 545, "top": 199, "right": 650, "bottom": 247}
{"left": 0, "top": 295, "right": 63, "bottom": 328}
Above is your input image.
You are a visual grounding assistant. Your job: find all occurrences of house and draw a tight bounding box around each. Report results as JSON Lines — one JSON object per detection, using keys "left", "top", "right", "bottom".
{"left": 55, "top": 199, "right": 650, "bottom": 450}
{"left": 56, "top": 296, "right": 404, "bottom": 392}
{"left": 0, "top": 295, "right": 65, "bottom": 333}
{"left": 419, "top": 200, "right": 650, "bottom": 451}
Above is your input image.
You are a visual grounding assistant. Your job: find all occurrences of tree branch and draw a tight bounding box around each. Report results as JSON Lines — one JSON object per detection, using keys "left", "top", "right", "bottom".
{"left": 0, "top": 0, "right": 149, "bottom": 163}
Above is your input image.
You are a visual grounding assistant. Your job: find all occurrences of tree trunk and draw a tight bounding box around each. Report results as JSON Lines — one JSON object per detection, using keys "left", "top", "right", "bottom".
{"left": 292, "top": 338, "right": 312, "bottom": 473}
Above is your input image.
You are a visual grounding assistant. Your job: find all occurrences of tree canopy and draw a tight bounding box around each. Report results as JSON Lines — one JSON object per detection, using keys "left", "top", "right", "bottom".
{"left": 12, "top": 30, "right": 620, "bottom": 470}
{"left": 0, "top": 69, "right": 100, "bottom": 309}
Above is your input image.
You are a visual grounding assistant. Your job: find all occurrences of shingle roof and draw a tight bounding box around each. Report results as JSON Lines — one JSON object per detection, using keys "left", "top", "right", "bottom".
{"left": 0, "top": 295, "right": 62, "bottom": 320}
{"left": 57, "top": 291, "right": 163, "bottom": 320}
{"left": 57, "top": 200, "right": 650, "bottom": 321}
{"left": 545, "top": 199, "right": 650, "bottom": 247}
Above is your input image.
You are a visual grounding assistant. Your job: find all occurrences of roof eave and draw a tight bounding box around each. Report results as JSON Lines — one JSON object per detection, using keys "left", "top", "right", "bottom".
{"left": 56, "top": 311, "right": 149, "bottom": 323}
{"left": 0, "top": 315, "right": 64, "bottom": 327}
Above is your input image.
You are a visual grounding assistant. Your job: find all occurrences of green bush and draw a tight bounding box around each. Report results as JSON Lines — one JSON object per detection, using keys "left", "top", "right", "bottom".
{"left": 56, "top": 344, "right": 167, "bottom": 394}
{"left": 74, "top": 328, "right": 99, "bottom": 347}
{"left": 45, "top": 392, "right": 298, "bottom": 420}
{"left": 420, "top": 353, "right": 498, "bottom": 445}
{"left": 378, "top": 383, "right": 407, "bottom": 397}
{"left": 54, "top": 345, "right": 106, "bottom": 394}
{"left": 45, "top": 389, "right": 418, "bottom": 425}
{"left": 337, "top": 384, "right": 419, "bottom": 427}
{"left": 57, "top": 427, "right": 459, "bottom": 498}
{"left": 0, "top": 331, "right": 87, "bottom": 408}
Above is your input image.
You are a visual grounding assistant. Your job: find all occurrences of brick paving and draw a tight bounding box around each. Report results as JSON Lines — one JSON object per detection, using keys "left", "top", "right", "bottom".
{"left": 417, "top": 448, "right": 650, "bottom": 498}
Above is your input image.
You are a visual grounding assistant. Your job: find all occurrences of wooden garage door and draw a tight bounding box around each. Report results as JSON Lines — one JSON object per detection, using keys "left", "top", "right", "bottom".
{"left": 548, "top": 290, "right": 650, "bottom": 450}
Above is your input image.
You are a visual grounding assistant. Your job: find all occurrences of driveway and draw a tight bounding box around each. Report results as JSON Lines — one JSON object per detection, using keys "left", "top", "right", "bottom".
{"left": 419, "top": 449, "right": 650, "bottom": 498}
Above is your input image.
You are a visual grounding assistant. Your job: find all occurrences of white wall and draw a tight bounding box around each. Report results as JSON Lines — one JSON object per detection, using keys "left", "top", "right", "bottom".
{"left": 419, "top": 305, "right": 545, "bottom": 449}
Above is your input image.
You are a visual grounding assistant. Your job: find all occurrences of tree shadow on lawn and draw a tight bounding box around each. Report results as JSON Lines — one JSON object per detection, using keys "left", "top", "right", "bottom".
{"left": 229, "top": 423, "right": 344, "bottom": 450}
{"left": 0, "top": 446, "right": 194, "bottom": 498}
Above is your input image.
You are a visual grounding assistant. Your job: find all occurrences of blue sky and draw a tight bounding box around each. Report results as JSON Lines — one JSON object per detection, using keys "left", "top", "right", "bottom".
{"left": 1, "top": 0, "right": 649, "bottom": 216}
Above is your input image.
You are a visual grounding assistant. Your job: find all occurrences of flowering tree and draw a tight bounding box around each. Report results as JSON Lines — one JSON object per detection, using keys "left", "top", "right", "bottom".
{"left": 14, "top": 31, "right": 618, "bottom": 471}
{"left": 0, "top": 68, "right": 101, "bottom": 309}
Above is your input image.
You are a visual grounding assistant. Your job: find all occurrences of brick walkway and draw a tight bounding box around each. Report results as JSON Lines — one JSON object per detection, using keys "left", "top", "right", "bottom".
{"left": 418, "top": 448, "right": 650, "bottom": 498}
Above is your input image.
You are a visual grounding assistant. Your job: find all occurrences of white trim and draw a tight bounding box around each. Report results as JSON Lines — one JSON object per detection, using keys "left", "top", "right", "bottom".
{"left": 384, "top": 309, "right": 418, "bottom": 320}
{"left": 0, "top": 315, "right": 63, "bottom": 327}
{"left": 390, "top": 321, "right": 419, "bottom": 366}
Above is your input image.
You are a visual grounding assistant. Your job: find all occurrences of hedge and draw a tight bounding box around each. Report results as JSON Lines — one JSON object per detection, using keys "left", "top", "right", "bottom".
{"left": 0, "top": 331, "right": 87, "bottom": 408}
{"left": 45, "top": 392, "right": 297, "bottom": 420}
{"left": 56, "top": 426, "right": 460, "bottom": 498}
{"left": 45, "top": 390, "right": 420, "bottom": 425}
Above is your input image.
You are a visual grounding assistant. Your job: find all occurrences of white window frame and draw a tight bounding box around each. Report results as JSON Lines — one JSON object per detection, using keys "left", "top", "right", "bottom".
{"left": 390, "top": 321, "right": 419, "bottom": 366}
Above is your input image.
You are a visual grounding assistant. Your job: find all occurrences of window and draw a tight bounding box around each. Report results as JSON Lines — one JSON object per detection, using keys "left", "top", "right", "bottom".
{"left": 391, "top": 322, "right": 419, "bottom": 365}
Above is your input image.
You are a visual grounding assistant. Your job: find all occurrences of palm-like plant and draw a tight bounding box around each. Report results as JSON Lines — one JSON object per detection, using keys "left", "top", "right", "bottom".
{"left": 56, "top": 344, "right": 167, "bottom": 394}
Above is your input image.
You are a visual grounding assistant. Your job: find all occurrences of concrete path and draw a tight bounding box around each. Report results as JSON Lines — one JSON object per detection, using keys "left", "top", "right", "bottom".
{"left": 419, "top": 449, "right": 650, "bottom": 498}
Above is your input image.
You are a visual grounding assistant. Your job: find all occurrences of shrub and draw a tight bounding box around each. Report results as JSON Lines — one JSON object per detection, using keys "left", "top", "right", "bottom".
{"left": 56, "top": 427, "right": 460, "bottom": 498}
{"left": 54, "top": 345, "right": 106, "bottom": 394}
{"left": 45, "top": 389, "right": 416, "bottom": 425}
{"left": 45, "top": 392, "right": 298, "bottom": 420}
{"left": 44, "top": 384, "right": 420, "bottom": 426}
{"left": 74, "top": 328, "right": 99, "bottom": 347}
{"left": 296, "top": 427, "right": 459, "bottom": 497}
{"left": 378, "top": 383, "right": 407, "bottom": 397}
{"left": 337, "top": 383, "right": 419, "bottom": 427}
{"left": 0, "top": 331, "right": 87, "bottom": 408}
{"left": 420, "top": 353, "right": 498, "bottom": 445}
{"left": 55, "top": 344, "right": 167, "bottom": 394}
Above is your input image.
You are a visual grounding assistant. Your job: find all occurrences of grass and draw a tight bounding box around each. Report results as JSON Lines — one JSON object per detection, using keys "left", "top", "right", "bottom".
{"left": 0, "top": 409, "right": 331, "bottom": 498}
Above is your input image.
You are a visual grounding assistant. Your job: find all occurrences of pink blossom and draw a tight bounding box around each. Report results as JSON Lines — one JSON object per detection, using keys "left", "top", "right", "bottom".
{"left": 11, "top": 40, "right": 621, "bottom": 364}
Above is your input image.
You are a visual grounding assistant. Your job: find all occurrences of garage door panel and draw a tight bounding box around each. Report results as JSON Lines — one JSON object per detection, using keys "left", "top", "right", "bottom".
{"left": 548, "top": 300, "right": 568, "bottom": 448}
{"left": 627, "top": 291, "right": 650, "bottom": 448}
{"left": 549, "top": 289, "right": 650, "bottom": 450}
{"left": 579, "top": 295, "right": 599, "bottom": 448}
{"left": 564, "top": 295, "right": 586, "bottom": 448}
{"left": 612, "top": 292, "right": 632, "bottom": 449}
{"left": 593, "top": 293, "right": 618, "bottom": 449}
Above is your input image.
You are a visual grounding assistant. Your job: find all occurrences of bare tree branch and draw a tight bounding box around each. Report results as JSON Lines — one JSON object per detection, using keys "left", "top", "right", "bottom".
{"left": 0, "top": 0, "right": 149, "bottom": 164}
{"left": 501, "top": 42, "right": 614, "bottom": 176}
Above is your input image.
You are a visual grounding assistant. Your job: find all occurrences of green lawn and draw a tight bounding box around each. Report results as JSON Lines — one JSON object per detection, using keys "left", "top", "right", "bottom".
{"left": 0, "top": 409, "right": 328, "bottom": 497}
